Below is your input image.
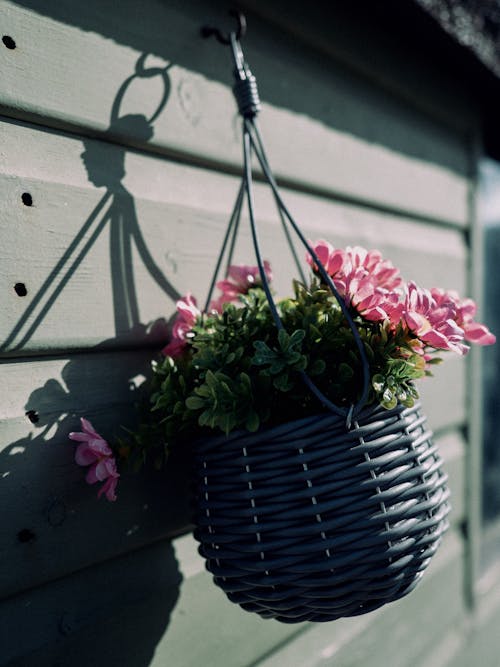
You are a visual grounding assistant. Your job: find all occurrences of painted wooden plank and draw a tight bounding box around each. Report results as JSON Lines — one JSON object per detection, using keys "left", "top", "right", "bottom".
{"left": 0, "top": 350, "right": 194, "bottom": 601}
{"left": 0, "top": 349, "right": 464, "bottom": 601}
{"left": 437, "top": 430, "right": 466, "bottom": 527}
{"left": 416, "top": 356, "right": 466, "bottom": 435}
{"left": 417, "top": 565, "right": 500, "bottom": 667}
{"left": 253, "top": 529, "right": 465, "bottom": 667}
{"left": 0, "top": 534, "right": 304, "bottom": 667}
{"left": 151, "top": 534, "right": 306, "bottom": 667}
{"left": 446, "top": 581, "right": 500, "bottom": 667}
{"left": 2, "top": 529, "right": 472, "bottom": 667}
{"left": 0, "top": 1, "right": 470, "bottom": 224}
{"left": 414, "top": 626, "right": 465, "bottom": 667}
{"left": 0, "top": 117, "right": 468, "bottom": 355}
{"left": 5, "top": 529, "right": 463, "bottom": 667}
{"left": 1, "top": 538, "right": 184, "bottom": 667}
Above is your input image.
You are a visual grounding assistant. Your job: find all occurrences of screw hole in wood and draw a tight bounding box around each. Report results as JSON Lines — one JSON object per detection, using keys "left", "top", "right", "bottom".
{"left": 22, "top": 192, "right": 33, "bottom": 206}
{"left": 17, "top": 529, "right": 36, "bottom": 543}
{"left": 2, "top": 35, "right": 16, "bottom": 49}
{"left": 14, "top": 283, "right": 27, "bottom": 297}
{"left": 26, "top": 410, "right": 39, "bottom": 424}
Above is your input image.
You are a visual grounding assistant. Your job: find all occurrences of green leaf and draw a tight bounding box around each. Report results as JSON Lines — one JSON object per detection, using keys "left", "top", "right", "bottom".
{"left": 246, "top": 410, "right": 260, "bottom": 432}
{"left": 383, "top": 387, "right": 394, "bottom": 403}
{"left": 363, "top": 342, "right": 375, "bottom": 361}
{"left": 278, "top": 328, "right": 290, "bottom": 350}
{"left": 339, "top": 362, "right": 354, "bottom": 381}
{"left": 198, "top": 410, "right": 214, "bottom": 428}
{"left": 205, "top": 370, "right": 217, "bottom": 388}
{"left": 288, "top": 329, "right": 306, "bottom": 346}
{"left": 252, "top": 341, "right": 276, "bottom": 366}
{"left": 309, "top": 359, "right": 326, "bottom": 376}
{"left": 273, "top": 373, "right": 294, "bottom": 392}
{"left": 396, "top": 388, "right": 407, "bottom": 402}
{"left": 185, "top": 396, "right": 206, "bottom": 410}
{"left": 372, "top": 374, "right": 385, "bottom": 393}
{"left": 308, "top": 324, "right": 323, "bottom": 343}
{"left": 382, "top": 394, "right": 397, "bottom": 410}
{"left": 293, "top": 356, "right": 308, "bottom": 372}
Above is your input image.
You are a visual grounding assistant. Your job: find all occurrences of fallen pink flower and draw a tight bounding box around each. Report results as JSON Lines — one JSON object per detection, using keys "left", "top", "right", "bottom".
{"left": 162, "top": 292, "right": 200, "bottom": 358}
{"left": 69, "top": 418, "right": 119, "bottom": 501}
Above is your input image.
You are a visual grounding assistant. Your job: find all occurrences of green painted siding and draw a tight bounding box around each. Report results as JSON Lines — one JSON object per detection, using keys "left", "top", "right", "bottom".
{"left": 1, "top": 1, "right": 499, "bottom": 665}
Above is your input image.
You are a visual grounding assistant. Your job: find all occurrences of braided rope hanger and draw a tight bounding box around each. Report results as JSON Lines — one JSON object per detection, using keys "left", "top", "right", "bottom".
{"left": 202, "top": 13, "right": 370, "bottom": 425}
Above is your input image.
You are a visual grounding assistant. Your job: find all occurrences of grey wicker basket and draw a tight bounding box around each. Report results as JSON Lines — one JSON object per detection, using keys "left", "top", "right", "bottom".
{"left": 193, "top": 401, "right": 450, "bottom": 623}
{"left": 194, "top": 18, "right": 451, "bottom": 623}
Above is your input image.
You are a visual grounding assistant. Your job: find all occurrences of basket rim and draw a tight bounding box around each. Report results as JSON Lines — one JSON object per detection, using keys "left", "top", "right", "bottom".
{"left": 195, "top": 400, "right": 423, "bottom": 453}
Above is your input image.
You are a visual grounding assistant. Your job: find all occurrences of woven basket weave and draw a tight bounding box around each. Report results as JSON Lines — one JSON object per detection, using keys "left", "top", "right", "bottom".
{"left": 193, "top": 401, "right": 450, "bottom": 623}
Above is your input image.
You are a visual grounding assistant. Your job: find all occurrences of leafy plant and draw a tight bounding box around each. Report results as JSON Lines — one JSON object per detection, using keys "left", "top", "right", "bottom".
{"left": 70, "top": 241, "right": 495, "bottom": 499}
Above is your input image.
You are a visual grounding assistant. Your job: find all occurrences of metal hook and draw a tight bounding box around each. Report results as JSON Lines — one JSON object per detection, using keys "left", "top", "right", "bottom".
{"left": 201, "top": 9, "right": 247, "bottom": 45}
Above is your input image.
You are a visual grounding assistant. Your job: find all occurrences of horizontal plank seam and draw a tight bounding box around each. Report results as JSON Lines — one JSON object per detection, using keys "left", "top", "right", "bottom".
{"left": 0, "top": 525, "right": 192, "bottom": 606}
{"left": 0, "top": 339, "right": 168, "bottom": 364}
{"left": 0, "top": 109, "right": 468, "bottom": 230}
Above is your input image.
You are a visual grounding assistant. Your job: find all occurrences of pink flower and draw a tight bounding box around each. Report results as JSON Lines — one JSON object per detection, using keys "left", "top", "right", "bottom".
{"left": 306, "top": 240, "right": 345, "bottom": 277}
{"left": 431, "top": 288, "right": 496, "bottom": 346}
{"left": 346, "top": 246, "right": 402, "bottom": 292}
{"left": 305, "top": 240, "right": 495, "bottom": 351}
{"left": 210, "top": 262, "right": 273, "bottom": 312}
{"left": 69, "top": 418, "right": 119, "bottom": 501}
{"left": 307, "top": 242, "right": 402, "bottom": 293}
{"left": 307, "top": 241, "right": 403, "bottom": 322}
{"left": 402, "top": 282, "right": 468, "bottom": 355}
{"left": 341, "top": 268, "right": 399, "bottom": 322}
{"left": 162, "top": 293, "right": 200, "bottom": 358}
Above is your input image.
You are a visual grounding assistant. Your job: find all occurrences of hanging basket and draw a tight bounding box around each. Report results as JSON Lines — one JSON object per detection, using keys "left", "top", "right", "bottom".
{"left": 193, "top": 401, "right": 450, "bottom": 623}
{"left": 190, "top": 13, "right": 453, "bottom": 623}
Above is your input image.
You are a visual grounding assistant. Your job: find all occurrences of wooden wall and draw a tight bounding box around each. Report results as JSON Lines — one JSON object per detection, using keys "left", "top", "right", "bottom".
{"left": 1, "top": 1, "right": 499, "bottom": 665}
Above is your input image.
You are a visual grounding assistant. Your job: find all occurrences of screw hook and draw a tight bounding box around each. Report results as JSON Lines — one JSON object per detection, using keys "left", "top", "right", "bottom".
{"left": 201, "top": 9, "right": 247, "bottom": 45}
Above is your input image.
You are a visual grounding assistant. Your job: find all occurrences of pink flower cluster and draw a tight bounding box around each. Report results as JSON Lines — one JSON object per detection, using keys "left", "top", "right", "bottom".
{"left": 161, "top": 264, "right": 273, "bottom": 360}
{"left": 69, "top": 418, "right": 119, "bottom": 501}
{"left": 309, "top": 241, "right": 403, "bottom": 323}
{"left": 210, "top": 261, "right": 273, "bottom": 313}
{"left": 162, "top": 292, "right": 200, "bottom": 359}
{"left": 431, "top": 287, "right": 496, "bottom": 346}
{"left": 307, "top": 240, "right": 495, "bottom": 354}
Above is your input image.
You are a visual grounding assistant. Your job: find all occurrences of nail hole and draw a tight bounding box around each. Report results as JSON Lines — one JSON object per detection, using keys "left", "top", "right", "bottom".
{"left": 26, "top": 410, "right": 39, "bottom": 424}
{"left": 21, "top": 192, "right": 33, "bottom": 206}
{"left": 18, "top": 529, "right": 36, "bottom": 543}
{"left": 14, "top": 283, "right": 27, "bottom": 297}
{"left": 2, "top": 36, "right": 16, "bottom": 50}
